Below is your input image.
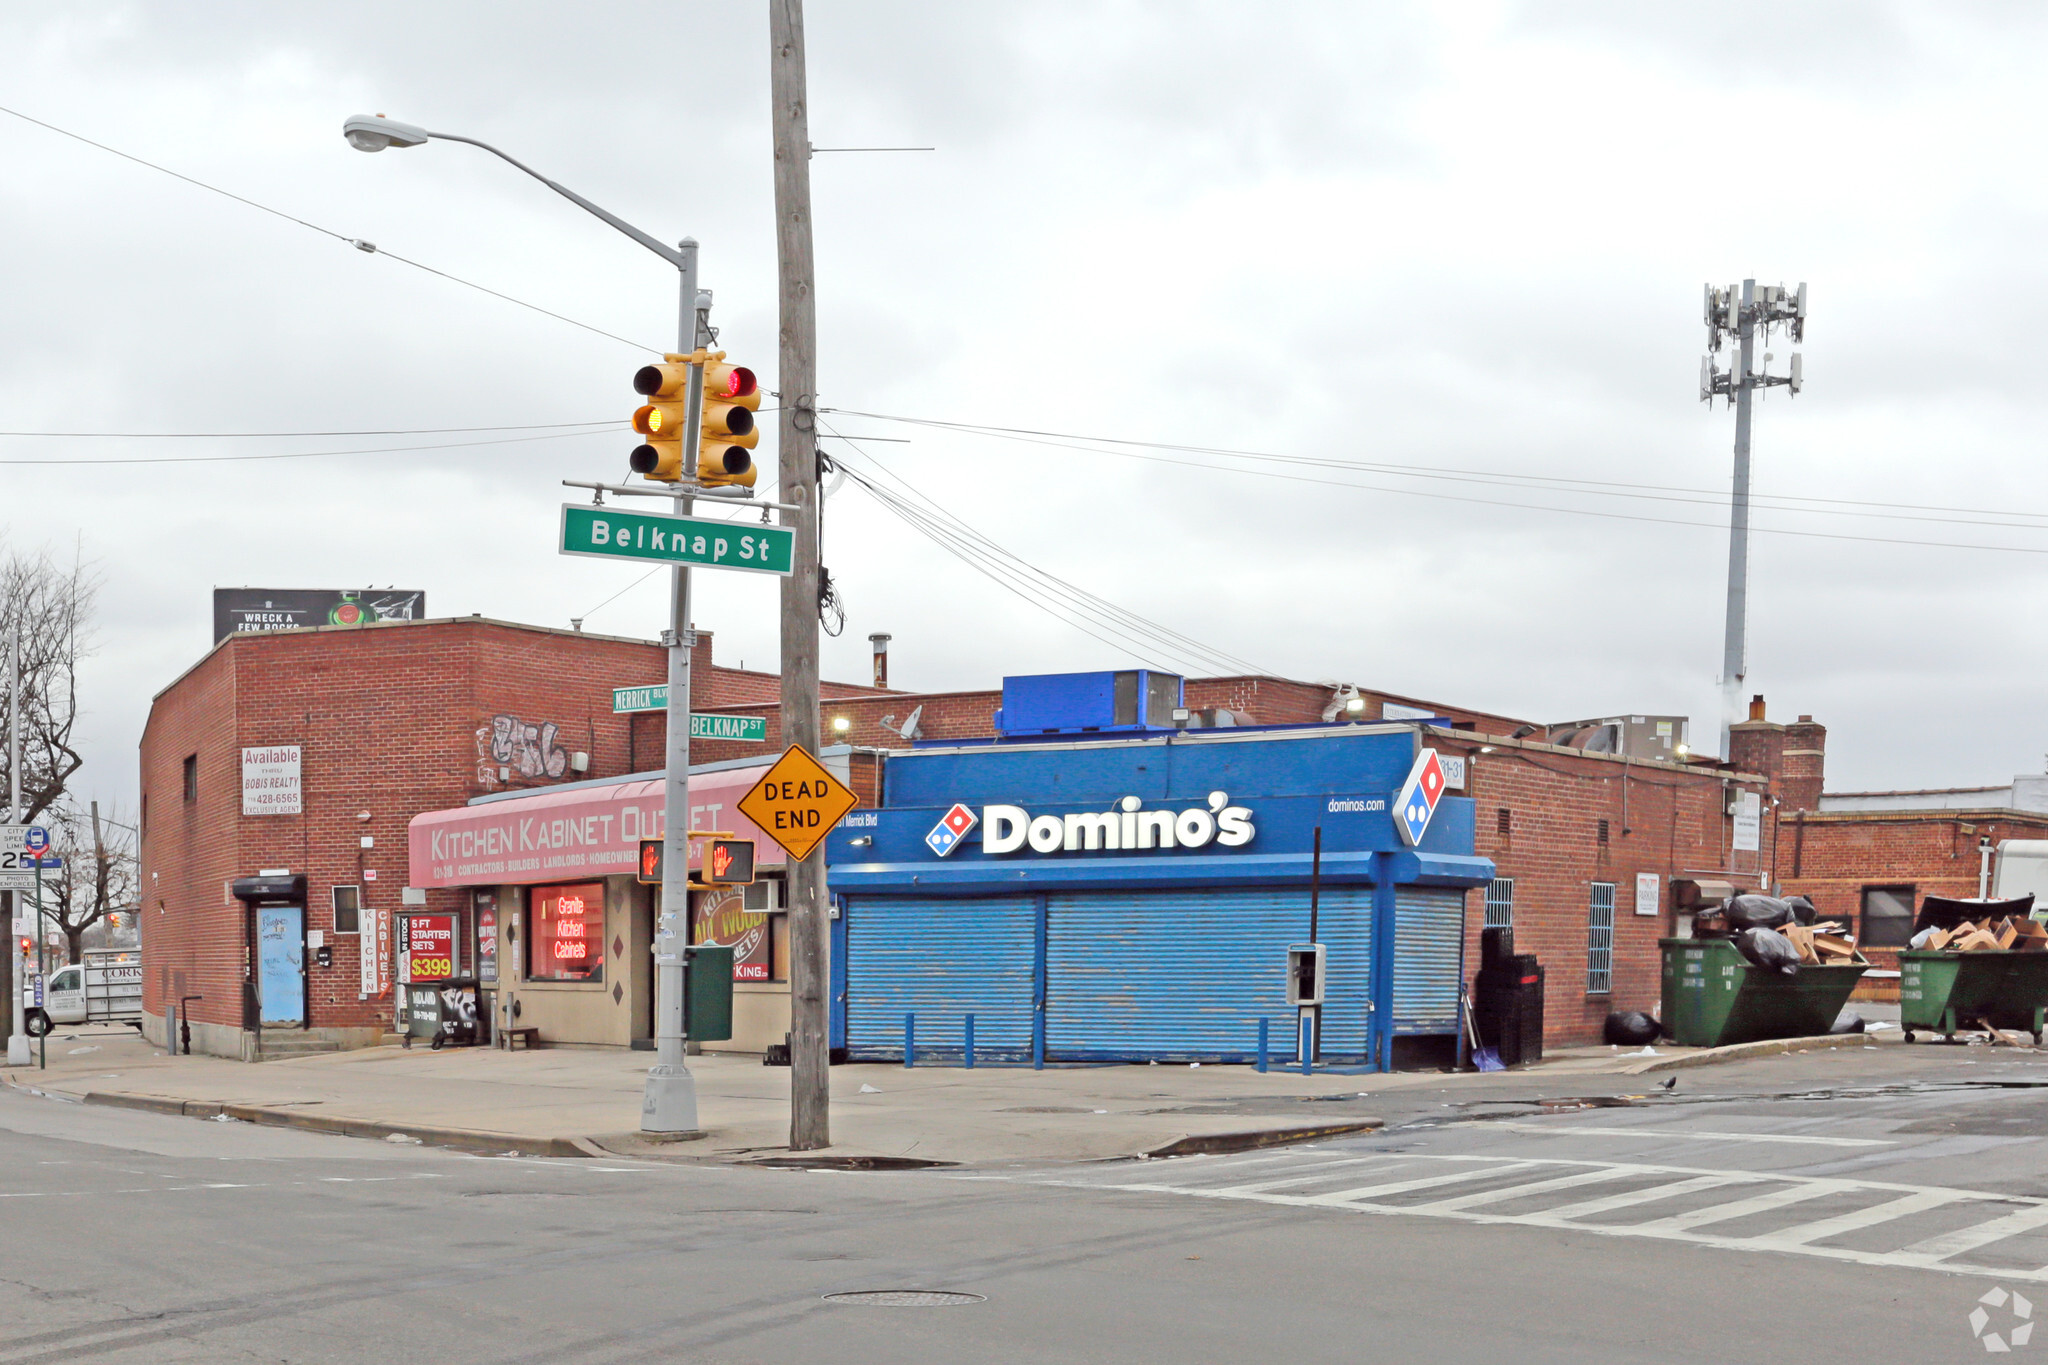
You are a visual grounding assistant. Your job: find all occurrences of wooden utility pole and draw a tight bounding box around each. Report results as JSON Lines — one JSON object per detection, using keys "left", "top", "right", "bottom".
{"left": 771, "top": 0, "right": 830, "bottom": 1151}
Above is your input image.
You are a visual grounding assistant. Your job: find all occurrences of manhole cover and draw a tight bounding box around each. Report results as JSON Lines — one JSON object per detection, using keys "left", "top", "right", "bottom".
{"left": 747, "top": 1156, "right": 953, "bottom": 1171}
{"left": 823, "top": 1290, "right": 985, "bottom": 1307}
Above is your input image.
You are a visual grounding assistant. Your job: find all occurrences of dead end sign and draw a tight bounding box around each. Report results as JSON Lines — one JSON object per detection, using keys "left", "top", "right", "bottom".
{"left": 737, "top": 746, "right": 860, "bottom": 862}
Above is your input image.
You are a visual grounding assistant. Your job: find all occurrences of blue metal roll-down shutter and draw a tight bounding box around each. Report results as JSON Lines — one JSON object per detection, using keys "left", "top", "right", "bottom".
{"left": 1391, "top": 886, "right": 1466, "bottom": 1035}
{"left": 1044, "top": 888, "right": 1373, "bottom": 1063}
{"left": 844, "top": 896, "right": 1036, "bottom": 1061}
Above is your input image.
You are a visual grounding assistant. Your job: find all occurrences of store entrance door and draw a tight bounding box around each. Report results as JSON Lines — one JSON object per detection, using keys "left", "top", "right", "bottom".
{"left": 256, "top": 905, "right": 305, "bottom": 1025}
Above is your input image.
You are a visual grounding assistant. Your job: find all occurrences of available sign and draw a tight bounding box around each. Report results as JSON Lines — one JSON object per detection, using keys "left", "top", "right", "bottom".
{"left": 241, "top": 746, "right": 303, "bottom": 816}
{"left": 559, "top": 505, "right": 795, "bottom": 576}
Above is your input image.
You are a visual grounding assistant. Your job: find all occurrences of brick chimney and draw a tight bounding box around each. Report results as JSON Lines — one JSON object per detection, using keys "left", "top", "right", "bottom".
{"left": 1727, "top": 696, "right": 1827, "bottom": 813}
{"left": 1780, "top": 713, "right": 1827, "bottom": 812}
{"left": 1727, "top": 694, "right": 1784, "bottom": 781}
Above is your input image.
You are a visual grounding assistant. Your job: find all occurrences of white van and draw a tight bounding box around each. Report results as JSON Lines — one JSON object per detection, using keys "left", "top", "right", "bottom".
{"left": 21, "top": 950, "right": 143, "bottom": 1035}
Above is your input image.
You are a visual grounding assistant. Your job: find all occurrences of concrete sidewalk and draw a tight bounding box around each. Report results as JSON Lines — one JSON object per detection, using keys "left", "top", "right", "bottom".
{"left": 0, "top": 1023, "right": 1912, "bottom": 1167}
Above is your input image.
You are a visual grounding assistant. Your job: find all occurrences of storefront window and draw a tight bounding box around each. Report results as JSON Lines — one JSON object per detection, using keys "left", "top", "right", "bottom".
{"left": 528, "top": 882, "right": 605, "bottom": 983}
{"left": 693, "top": 879, "right": 780, "bottom": 981}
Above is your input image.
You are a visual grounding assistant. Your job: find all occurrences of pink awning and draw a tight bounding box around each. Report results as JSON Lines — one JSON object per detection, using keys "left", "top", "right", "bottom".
{"left": 407, "top": 764, "right": 781, "bottom": 889}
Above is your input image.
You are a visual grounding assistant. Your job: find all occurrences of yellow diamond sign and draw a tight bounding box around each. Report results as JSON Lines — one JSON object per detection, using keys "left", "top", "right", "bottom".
{"left": 737, "top": 745, "right": 860, "bottom": 863}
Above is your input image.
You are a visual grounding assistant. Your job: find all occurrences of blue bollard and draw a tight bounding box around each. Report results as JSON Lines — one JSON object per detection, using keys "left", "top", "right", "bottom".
{"left": 964, "top": 1013, "right": 976, "bottom": 1069}
{"left": 1257, "top": 1017, "right": 1269, "bottom": 1073}
{"left": 904, "top": 1011, "right": 916, "bottom": 1068}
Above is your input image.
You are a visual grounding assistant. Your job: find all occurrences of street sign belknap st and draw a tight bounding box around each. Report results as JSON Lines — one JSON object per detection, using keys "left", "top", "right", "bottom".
{"left": 737, "top": 746, "right": 860, "bottom": 863}
{"left": 559, "top": 504, "right": 794, "bottom": 576}
{"left": 610, "top": 687, "right": 768, "bottom": 742}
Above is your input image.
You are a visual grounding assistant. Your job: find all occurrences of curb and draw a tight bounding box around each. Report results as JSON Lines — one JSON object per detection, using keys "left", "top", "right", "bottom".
{"left": 74, "top": 1090, "right": 591, "bottom": 1158}
{"left": 1621, "top": 1033, "right": 1882, "bottom": 1075}
{"left": 1142, "top": 1119, "right": 1383, "bottom": 1158}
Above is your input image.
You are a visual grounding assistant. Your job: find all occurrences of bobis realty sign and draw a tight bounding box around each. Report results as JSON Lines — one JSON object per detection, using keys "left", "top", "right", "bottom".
{"left": 928, "top": 792, "right": 1256, "bottom": 858}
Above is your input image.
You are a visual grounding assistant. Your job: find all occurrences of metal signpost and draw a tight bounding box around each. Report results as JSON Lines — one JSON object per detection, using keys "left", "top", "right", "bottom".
{"left": 341, "top": 109, "right": 807, "bottom": 1138}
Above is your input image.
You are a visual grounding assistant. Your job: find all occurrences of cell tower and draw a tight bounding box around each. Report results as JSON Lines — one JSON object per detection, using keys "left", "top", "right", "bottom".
{"left": 1701, "top": 278, "right": 1807, "bottom": 758}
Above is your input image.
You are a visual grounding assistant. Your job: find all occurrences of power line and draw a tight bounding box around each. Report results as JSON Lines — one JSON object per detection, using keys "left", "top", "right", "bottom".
{"left": 0, "top": 428, "right": 612, "bottom": 466}
{"left": 826, "top": 408, "right": 2048, "bottom": 531}
{"left": 823, "top": 423, "right": 1266, "bottom": 677}
{"left": 0, "top": 104, "right": 662, "bottom": 354}
{"left": 827, "top": 409, "right": 2048, "bottom": 558}
{"left": 0, "top": 420, "right": 614, "bottom": 439}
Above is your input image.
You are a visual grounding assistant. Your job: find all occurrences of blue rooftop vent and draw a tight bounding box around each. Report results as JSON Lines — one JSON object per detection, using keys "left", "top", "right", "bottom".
{"left": 993, "top": 670, "right": 1184, "bottom": 738}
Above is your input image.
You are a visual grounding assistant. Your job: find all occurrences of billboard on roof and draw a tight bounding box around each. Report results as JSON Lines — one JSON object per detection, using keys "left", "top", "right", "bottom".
{"left": 213, "top": 587, "right": 425, "bottom": 642}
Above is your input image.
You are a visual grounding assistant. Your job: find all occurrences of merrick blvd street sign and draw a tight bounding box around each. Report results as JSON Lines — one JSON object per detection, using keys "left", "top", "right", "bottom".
{"left": 559, "top": 504, "right": 795, "bottom": 575}
{"left": 611, "top": 686, "right": 768, "bottom": 741}
{"left": 737, "top": 746, "right": 860, "bottom": 863}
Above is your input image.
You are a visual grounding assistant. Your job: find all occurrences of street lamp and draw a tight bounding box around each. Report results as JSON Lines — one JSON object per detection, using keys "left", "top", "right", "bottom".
{"left": 343, "top": 113, "right": 705, "bottom": 1137}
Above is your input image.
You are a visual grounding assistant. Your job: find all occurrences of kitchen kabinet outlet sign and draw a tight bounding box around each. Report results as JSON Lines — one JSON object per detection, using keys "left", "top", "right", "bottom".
{"left": 928, "top": 792, "right": 1255, "bottom": 858}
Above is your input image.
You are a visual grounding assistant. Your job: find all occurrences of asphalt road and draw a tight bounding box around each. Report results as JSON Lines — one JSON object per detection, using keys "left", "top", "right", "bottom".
{"left": 4, "top": 1052, "right": 2046, "bottom": 1364}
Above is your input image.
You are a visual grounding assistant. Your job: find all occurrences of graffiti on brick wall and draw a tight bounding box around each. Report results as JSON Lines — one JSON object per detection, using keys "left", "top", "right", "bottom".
{"left": 475, "top": 714, "right": 568, "bottom": 785}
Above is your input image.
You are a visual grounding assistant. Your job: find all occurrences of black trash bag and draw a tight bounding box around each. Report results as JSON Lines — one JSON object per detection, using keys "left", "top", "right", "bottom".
{"left": 1786, "top": 895, "right": 1820, "bottom": 927}
{"left": 1727, "top": 895, "right": 1796, "bottom": 932}
{"left": 1604, "top": 1010, "right": 1662, "bottom": 1046}
{"left": 1735, "top": 926, "right": 1802, "bottom": 976}
{"left": 1829, "top": 1009, "right": 1866, "bottom": 1035}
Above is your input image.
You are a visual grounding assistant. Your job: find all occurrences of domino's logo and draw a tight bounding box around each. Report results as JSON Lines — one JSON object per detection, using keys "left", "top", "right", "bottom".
{"left": 1395, "top": 749, "right": 1446, "bottom": 847}
{"left": 926, "top": 803, "right": 978, "bottom": 857}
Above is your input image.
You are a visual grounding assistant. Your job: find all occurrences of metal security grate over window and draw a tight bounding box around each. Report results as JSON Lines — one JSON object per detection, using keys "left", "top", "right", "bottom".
{"left": 1484, "top": 878, "right": 1514, "bottom": 930}
{"left": 1587, "top": 882, "right": 1615, "bottom": 994}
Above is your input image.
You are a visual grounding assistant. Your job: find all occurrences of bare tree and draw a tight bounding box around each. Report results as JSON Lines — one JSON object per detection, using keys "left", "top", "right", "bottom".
{"left": 36, "top": 802, "right": 136, "bottom": 966}
{"left": 0, "top": 547, "right": 98, "bottom": 822}
{"left": 0, "top": 546, "right": 99, "bottom": 1018}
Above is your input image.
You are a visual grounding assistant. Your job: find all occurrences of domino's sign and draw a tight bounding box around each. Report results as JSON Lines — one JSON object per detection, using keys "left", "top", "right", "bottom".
{"left": 1394, "top": 748, "right": 1448, "bottom": 847}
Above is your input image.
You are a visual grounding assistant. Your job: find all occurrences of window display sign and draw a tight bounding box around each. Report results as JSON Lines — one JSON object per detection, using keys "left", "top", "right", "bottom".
{"left": 530, "top": 883, "right": 604, "bottom": 983}
{"left": 692, "top": 885, "right": 770, "bottom": 981}
{"left": 403, "top": 913, "right": 457, "bottom": 983}
{"left": 475, "top": 891, "right": 498, "bottom": 986}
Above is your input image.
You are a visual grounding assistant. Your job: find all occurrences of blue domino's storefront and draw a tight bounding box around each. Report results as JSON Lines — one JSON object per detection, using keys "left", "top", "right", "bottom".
{"left": 823, "top": 724, "right": 1494, "bottom": 1070}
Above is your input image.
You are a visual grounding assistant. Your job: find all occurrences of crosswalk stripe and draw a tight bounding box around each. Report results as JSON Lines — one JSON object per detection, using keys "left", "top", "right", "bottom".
{"left": 1402, "top": 1166, "right": 1643, "bottom": 1213}
{"left": 1522, "top": 1174, "right": 1746, "bottom": 1224}
{"left": 1492, "top": 1123, "right": 1891, "bottom": 1148}
{"left": 1896, "top": 1202, "right": 2048, "bottom": 1264}
{"left": 1623, "top": 1180, "right": 1851, "bottom": 1233}
{"left": 1198, "top": 1158, "right": 1390, "bottom": 1196}
{"left": 1303, "top": 1163, "right": 1545, "bottom": 1205}
{"left": 1754, "top": 1190, "right": 1971, "bottom": 1248}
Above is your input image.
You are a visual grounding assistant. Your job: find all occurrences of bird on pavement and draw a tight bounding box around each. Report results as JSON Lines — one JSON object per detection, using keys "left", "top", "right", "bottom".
{"left": 1661, "top": 1076, "right": 1678, "bottom": 1091}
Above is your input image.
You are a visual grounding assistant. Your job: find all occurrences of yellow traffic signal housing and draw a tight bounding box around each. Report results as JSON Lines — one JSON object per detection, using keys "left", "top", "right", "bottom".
{"left": 629, "top": 355, "right": 692, "bottom": 482}
{"left": 698, "top": 357, "right": 759, "bottom": 488}
{"left": 629, "top": 352, "right": 761, "bottom": 486}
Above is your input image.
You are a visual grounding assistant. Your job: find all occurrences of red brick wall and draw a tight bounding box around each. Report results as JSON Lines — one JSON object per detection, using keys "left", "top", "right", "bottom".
{"left": 138, "top": 616, "right": 886, "bottom": 1038}
{"left": 1779, "top": 809, "right": 2048, "bottom": 989}
{"left": 1432, "top": 737, "right": 1777, "bottom": 1048}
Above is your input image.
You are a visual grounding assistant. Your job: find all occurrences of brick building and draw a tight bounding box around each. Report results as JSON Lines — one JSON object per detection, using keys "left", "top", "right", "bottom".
{"left": 1761, "top": 710, "right": 2048, "bottom": 1000}
{"left": 143, "top": 609, "right": 1798, "bottom": 1061}
{"left": 138, "top": 616, "right": 893, "bottom": 1059}
{"left": 1419, "top": 729, "right": 1775, "bottom": 1046}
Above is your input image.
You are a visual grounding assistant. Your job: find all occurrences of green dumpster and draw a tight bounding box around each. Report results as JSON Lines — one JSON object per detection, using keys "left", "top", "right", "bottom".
{"left": 1660, "top": 938, "right": 1867, "bottom": 1048}
{"left": 1900, "top": 951, "right": 2048, "bottom": 1043}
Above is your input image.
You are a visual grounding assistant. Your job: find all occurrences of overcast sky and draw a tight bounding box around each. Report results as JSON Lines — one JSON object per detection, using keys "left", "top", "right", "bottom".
{"left": 5, "top": 0, "right": 2048, "bottom": 812}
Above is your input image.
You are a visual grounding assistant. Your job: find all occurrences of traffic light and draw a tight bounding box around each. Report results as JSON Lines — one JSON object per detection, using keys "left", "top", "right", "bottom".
{"left": 698, "top": 356, "right": 758, "bottom": 488}
{"left": 698, "top": 838, "right": 756, "bottom": 887}
{"left": 629, "top": 355, "right": 691, "bottom": 483}
{"left": 637, "top": 838, "right": 664, "bottom": 885}
{"left": 627, "top": 351, "right": 759, "bottom": 488}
